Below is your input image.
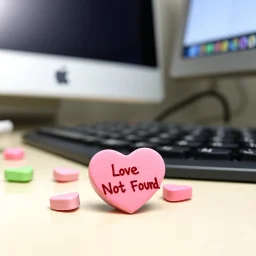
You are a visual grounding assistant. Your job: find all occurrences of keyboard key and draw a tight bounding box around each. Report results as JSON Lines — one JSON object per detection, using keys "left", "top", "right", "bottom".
{"left": 191, "top": 128, "right": 212, "bottom": 136}
{"left": 157, "top": 146, "right": 190, "bottom": 158}
{"left": 181, "top": 125, "right": 198, "bottom": 133}
{"left": 124, "top": 135, "right": 141, "bottom": 142}
{"left": 130, "top": 142, "right": 156, "bottom": 150}
{"left": 94, "top": 131, "right": 110, "bottom": 138}
{"left": 241, "top": 137, "right": 255, "bottom": 143}
{"left": 106, "top": 133, "right": 123, "bottom": 139}
{"left": 120, "top": 128, "right": 137, "bottom": 135}
{"left": 148, "top": 137, "right": 168, "bottom": 145}
{"left": 240, "top": 149, "right": 256, "bottom": 161}
{"left": 158, "top": 133, "right": 177, "bottom": 140}
{"left": 182, "top": 135, "right": 194, "bottom": 141}
{"left": 211, "top": 136, "right": 235, "bottom": 143}
{"left": 242, "top": 143, "right": 256, "bottom": 149}
{"left": 80, "top": 135, "right": 100, "bottom": 144}
{"left": 164, "top": 128, "right": 180, "bottom": 135}
{"left": 136, "top": 130, "right": 151, "bottom": 137}
{"left": 241, "top": 142, "right": 256, "bottom": 149}
{"left": 175, "top": 140, "right": 202, "bottom": 148}
{"left": 210, "top": 142, "right": 238, "bottom": 149}
{"left": 182, "top": 135, "right": 206, "bottom": 142}
{"left": 213, "top": 127, "right": 237, "bottom": 134}
{"left": 73, "top": 127, "right": 96, "bottom": 135}
{"left": 196, "top": 148, "right": 232, "bottom": 160}
{"left": 241, "top": 131, "right": 252, "bottom": 138}
{"left": 100, "top": 139, "right": 129, "bottom": 149}
{"left": 146, "top": 127, "right": 161, "bottom": 135}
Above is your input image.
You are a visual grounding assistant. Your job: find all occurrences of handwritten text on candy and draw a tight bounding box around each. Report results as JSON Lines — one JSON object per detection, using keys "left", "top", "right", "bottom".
{"left": 102, "top": 164, "right": 160, "bottom": 195}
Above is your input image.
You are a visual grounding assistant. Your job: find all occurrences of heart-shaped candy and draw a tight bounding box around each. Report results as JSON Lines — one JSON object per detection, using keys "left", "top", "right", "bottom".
{"left": 4, "top": 148, "right": 25, "bottom": 160}
{"left": 53, "top": 168, "right": 79, "bottom": 182}
{"left": 50, "top": 192, "right": 80, "bottom": 211}
{"left": 89, "top": 148, "right": 165, "bottom": 214}
{"left": 163, "top": 184, "right": 192, "bottom": 202}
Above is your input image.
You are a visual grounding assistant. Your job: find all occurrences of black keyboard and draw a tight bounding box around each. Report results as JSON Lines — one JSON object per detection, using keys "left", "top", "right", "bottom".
{"left": 23, "top": 122, "right": 256, "bottom": 183}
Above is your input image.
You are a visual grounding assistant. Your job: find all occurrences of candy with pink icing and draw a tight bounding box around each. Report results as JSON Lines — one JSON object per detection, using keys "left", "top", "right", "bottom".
{"left": 53, "top": 168, "right": 79, "bottom": 182}
{"left": 88, "top": 148, "right": 165, "bottom": 214}
{"left": 3, "top": 148, "right": 25, "bottom": 160}
{"left": 163, "top": 184, "right": 192, "bottom": 202}
{"left": 50, "top": 192, "right": 80, "bottom": 211}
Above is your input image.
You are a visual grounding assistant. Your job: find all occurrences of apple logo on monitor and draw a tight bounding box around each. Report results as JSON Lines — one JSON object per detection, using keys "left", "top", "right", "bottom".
{"left": 56, "top": 68, "right": 68, "bottom": 84}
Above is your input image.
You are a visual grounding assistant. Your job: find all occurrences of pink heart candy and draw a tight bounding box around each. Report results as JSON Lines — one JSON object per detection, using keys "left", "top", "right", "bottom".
{"left": 4, "top": 148, "right": 25, "bottom": 160}
{"left": 163, "top": 184, "right": 192, "bottom": 202}
{"left": 53, "top": 168, "right": 79, "bottom": 182}
{"left": 50, "top": 192, "right": 80, "bottom": 211}
{"left": 89, "top": 148, "right": 165, "bottom": 214}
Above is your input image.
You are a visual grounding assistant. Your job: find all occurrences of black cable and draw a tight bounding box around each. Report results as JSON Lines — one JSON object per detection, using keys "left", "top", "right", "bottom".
{"left": 154, "top": 90, "right": 231, "bottom": 123}
{"left": 196, "top": 79, "right": 248, "bottom": 124}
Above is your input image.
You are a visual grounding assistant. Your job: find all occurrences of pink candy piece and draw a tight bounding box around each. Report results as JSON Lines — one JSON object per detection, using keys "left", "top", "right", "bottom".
{"left": 163, "top": 184, "right": 192, "bottom": 202}
{"left": 53, "top": 168, "right": 79, "bottom": 182}
{"left": 50, "top": 192, "right": 80, "bottom": 211}
{"left": 3, "top": 148, "right": 25, "bottom": 160}
{"left": 89, "top": 148, "right": 165, "bottom": 214}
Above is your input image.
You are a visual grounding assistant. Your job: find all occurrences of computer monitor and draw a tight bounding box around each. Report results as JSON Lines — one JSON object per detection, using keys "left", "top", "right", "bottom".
{"left": 171, "top": 0, "right": 256, "bottom": 79}
{"left": 0, "top": 0, "right": 163, "bottom": 103}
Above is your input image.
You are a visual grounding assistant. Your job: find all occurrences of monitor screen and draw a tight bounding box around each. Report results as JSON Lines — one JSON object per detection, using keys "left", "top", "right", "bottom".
{"left": 182, "top": 0, "right": 256, "bottom": 59}
{"left": 0, "top": 0, "right": 157, "bottom": 67}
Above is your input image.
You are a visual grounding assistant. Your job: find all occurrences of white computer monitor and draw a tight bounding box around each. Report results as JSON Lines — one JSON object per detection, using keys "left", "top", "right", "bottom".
{"left": 0, "top": 0, "right": 163, "bottom": 103}
{"left": 171, "top": 0, "right": 256, "bottom": 79}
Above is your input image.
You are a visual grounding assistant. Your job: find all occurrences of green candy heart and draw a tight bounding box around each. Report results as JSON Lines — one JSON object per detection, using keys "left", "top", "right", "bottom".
{"left": 5, "top": 166, "right": 34, "bottom": 182}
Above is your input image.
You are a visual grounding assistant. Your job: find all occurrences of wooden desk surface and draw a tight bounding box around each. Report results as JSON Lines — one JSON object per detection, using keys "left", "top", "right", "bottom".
{"left": 0, "top": 132, "right": 255, "bottom": 256}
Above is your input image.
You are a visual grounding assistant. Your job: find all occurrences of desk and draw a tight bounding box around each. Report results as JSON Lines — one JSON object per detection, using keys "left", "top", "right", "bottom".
{"left": 0, "top": 132, "right": 255, "bottom": 256}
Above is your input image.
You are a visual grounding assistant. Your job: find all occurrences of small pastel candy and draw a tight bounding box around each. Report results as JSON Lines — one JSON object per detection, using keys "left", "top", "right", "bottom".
{"left": 3, "top": 148, "right": 25, "bottom": 160}
{"left": 50, "top": 192, "right": 80, "bottom": 211}
{"left": 163, "top": 184, "right": 192, "bottom": 202}
{"left": 5, "top": 166, "right": 33, "bottom": 182}
{"left": 53, "top": 168, "right": 79, "bottom": 182}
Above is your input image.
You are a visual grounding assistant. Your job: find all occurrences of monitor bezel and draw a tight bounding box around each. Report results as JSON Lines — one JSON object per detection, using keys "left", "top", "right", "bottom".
{"left": 171, "top": 0, "right": 256, "bottom": 79}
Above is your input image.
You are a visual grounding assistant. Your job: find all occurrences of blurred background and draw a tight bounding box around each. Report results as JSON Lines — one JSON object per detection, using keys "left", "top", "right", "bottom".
{"left": 0, "top": 0, "right": 253, "bottom": 127}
